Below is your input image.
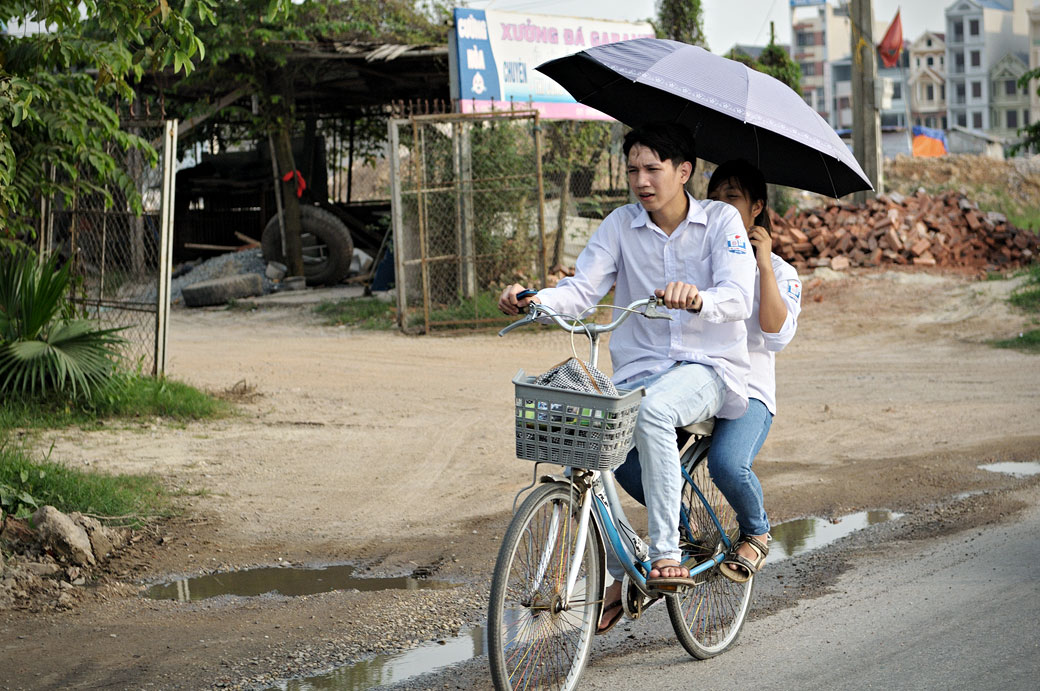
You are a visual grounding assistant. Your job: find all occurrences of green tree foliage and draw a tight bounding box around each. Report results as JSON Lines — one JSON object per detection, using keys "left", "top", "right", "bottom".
{"left": 756, "top": 40, "right": 802, "bottom": 95}
{"left": 0, "top": 0, "right": 216, "bottom": 241}
{"left": 543, "top": 121, "right": 611, "bottom": 267}
{"left": 654, "top": 0, "right": 707, "bottom": 49}
{"left": 172, "top": 0, "right": 450, "bottom": 139}
{"left": 726, "top": 32, "right": 802, "bottom": 95}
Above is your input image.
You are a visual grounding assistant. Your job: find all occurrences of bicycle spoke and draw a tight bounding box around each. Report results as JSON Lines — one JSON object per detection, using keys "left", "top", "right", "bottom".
{"left": 490, "top": 485, "right": 602, "bottom": 690}
{"left": 668, "top": 456, "right": 755, "bottom": 659}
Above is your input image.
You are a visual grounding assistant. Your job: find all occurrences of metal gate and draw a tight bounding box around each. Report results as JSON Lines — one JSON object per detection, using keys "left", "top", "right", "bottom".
{"left": 40, "top": 120, "right": 177, "bottom": 375}
{"left": 389, "top": 111, "right": 546, "bottom": 333}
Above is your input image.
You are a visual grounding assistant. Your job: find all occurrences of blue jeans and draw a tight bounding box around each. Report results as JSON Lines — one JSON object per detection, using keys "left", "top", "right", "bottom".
{"left": 706, "top": 398, "right": 772, "bottom": 537}
{"left": 612, "top": 397, "right": 772, "bottom": 575}
{"left": 607, "top": 363, "right": 725, "bottom": 577}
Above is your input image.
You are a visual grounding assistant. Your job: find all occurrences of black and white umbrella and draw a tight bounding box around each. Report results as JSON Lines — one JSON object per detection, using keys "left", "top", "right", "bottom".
{"left": 536, "top": 38, "right": 873, "bottom": 198}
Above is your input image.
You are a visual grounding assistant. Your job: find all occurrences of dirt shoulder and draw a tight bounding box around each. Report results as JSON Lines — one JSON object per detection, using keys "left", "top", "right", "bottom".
{"left": 1, "top": 269, "right": 1039, "bottom": 689}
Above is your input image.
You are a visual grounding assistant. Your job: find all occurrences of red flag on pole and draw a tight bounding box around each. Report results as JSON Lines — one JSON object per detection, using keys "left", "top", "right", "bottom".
{"left": 878, "top": 9, "right": 903, "bottom": 68}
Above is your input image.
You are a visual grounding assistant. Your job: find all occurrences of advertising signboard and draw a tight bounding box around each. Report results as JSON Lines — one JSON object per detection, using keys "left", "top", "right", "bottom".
{"left": 451, "top": 7, "right": 654, "bottom": 119}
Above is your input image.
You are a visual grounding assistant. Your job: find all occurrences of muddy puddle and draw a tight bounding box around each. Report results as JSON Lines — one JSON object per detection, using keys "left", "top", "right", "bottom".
{"left": 144, "top": 564, "right": 454, "bottom": 602}
{"left": 274, "top": 627, "right": 487, "bottom": 690}
{"left": 769, "top": 509, "right": 904, "bottom": 562}
{"left": 977, "top": 461, "right": 1040, "bottom": 478}
{"left": 269, "top": 508, "right": 902, "bottom": 689}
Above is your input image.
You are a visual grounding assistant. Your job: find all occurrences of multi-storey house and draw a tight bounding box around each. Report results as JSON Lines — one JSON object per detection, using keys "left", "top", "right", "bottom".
{"left": 945, "top": 0, "right": 1030, "bottom": 131}
{"left": 908, "top": 31, "right": 948, "bottom": 129}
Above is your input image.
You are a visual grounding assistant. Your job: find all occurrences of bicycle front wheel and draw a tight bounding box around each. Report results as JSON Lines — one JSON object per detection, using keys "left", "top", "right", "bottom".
{"left": 488, "top": 482, "right": 604, "bottom": 691}
{"left": 667, "top": 453, "right": 755, "bottom": 659}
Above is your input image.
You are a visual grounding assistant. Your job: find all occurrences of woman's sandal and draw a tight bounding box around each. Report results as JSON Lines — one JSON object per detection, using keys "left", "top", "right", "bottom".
{"left": 720, "top": 535, "right": 769, "bottom": 584}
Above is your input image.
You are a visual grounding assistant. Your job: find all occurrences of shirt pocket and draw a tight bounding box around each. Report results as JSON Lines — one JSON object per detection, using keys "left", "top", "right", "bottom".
{"left": 681, "top": 243, "right": 712, "bottom": 290}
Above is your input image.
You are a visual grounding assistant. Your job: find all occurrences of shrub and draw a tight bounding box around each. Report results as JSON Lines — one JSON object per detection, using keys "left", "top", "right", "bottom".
{"left": 0, "top": 246, "right": 126, "bottom": 399}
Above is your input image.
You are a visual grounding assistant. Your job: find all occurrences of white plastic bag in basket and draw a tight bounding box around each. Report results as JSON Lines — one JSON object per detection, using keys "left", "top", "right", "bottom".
{"left": 533, "top": 358, "right": 618, "bottom": 396}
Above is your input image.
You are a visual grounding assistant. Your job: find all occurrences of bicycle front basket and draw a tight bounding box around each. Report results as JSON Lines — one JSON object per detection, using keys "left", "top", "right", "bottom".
{"left": 513, "top": 369, "right": 644, "bottom": 471}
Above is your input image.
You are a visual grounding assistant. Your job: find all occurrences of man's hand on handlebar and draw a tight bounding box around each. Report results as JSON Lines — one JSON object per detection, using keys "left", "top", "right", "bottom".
{"left": 498, "top": 284, "right": 541, "bottom": 316}
{"left": 655, "top": 281, "right": 703, "bottom": 313}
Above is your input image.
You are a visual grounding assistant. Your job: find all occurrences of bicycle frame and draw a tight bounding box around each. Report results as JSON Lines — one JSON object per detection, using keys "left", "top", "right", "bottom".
{"left": 549, "top": 436, "right": 733, "bottom": 609}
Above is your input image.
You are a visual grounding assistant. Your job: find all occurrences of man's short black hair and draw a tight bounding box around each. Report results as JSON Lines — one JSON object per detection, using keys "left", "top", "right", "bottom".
{"left": 622, "top": 122, "right": 697, "bottom": 166}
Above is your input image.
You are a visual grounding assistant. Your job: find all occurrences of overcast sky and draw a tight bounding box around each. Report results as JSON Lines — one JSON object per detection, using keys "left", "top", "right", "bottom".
{"left": 462, "top": 0, "right": 949, "bottom": 54}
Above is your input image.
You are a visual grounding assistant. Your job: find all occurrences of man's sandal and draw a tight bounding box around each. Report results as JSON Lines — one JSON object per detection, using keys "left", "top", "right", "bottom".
{"left": 645, "top": 561, "right": 697, "bottom": 590}
{"left": 720, "top": 535, "right": 769, "bottom": 584}
{"left": 596, "top": 599, "right": 624, "bottom": 635}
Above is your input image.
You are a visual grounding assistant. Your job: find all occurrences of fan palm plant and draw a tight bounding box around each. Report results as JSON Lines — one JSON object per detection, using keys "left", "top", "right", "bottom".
{"left": 0, "top": 246, "right": 125, "bottom": 399}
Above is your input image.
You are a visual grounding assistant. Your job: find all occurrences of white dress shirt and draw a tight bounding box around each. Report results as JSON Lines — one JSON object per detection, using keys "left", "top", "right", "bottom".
{"left": 535, "top": 194, "right": 757, "bottom": 419}
{"left": 747, "top": 254, "right": 802, "bottom": 415}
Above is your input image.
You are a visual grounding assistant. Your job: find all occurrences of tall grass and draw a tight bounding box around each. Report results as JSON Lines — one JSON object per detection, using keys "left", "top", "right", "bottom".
{"left": 0, "top": 442, "right": 171, "bottom": 525}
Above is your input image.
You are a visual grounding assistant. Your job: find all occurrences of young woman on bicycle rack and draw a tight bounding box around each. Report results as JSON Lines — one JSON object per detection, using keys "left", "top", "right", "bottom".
{"left": 499, "top": 124, "right": 757, "bottom": 612}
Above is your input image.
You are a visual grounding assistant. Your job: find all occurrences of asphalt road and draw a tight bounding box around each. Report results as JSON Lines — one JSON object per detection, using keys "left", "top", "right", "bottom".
{"left": 577, "top": 482, "right": 1040, "bottom": 691}
{"left": 395, "top": 479, "right": 1040, "bottom": 691}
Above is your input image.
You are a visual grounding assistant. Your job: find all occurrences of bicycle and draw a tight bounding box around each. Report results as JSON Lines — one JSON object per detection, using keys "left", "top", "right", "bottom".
{"left": 487, "top": 296, "right": 756, "bottom": 690}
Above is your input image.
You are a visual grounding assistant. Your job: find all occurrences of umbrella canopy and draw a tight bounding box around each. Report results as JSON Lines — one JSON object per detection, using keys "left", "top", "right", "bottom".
{"left": 536, "top": 38, "right": 873, "bottom": 198}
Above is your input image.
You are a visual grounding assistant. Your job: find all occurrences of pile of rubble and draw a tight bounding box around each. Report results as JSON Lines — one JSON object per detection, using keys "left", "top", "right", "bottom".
{"left": 769, "top": 189, "right": 1039, "bottom": 274}
{"left": 0, "top": 506, "right": 130, "bottom": 611}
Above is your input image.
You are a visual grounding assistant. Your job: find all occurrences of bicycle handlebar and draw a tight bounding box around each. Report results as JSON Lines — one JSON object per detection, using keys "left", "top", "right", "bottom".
{"left": 498, "top": 295, "right": 673, "bottom": 338}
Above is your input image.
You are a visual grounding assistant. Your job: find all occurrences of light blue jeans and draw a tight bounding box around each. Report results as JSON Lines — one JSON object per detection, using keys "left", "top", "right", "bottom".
{"left": 610, "top": 395, "right": 772, "bottom": 580}
{"left": 607, "top": 363, "right": 725, "bottom": 578}
{"left": 706, "top": 398, "right": 772, "bottom": 537}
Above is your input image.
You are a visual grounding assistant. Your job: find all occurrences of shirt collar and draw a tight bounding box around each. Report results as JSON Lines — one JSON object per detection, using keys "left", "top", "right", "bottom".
{"left": 630, "top": 192, "right": 707, "bottom": 233}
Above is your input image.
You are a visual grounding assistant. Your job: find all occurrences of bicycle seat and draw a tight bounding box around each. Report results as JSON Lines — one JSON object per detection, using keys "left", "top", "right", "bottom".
{"left": 678, "top": 418, "right": 715, "bottom": 437}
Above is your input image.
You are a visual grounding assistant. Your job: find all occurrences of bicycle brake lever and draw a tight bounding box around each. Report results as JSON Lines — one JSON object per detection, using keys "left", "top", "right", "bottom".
{"left": 498, "top": 308, "right": 539, "bottom": 336}
{"left": 643, "top": 296, "right": 673, "bottom": 320}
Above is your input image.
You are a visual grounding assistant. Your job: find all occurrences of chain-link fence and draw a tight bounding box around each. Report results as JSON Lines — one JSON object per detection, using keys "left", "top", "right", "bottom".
{"left": 390, "top": 111, "right": 547, "bottom": 333}
{"left": 387, "top": 112, "right": 718, "bottom": 334}
{"left": 41, "top": 120, "right": 176, "bottom": 375}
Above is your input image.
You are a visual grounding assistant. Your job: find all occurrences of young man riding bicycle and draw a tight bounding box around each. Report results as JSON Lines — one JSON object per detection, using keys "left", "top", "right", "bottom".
{"left": 498, "top": 122, "right": 757, "bottom": 625}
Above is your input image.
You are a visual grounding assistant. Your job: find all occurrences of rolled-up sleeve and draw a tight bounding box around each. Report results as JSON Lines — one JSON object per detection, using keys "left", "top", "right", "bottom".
{"left": 762, "top": 266, "right": 802, "bottom": 352}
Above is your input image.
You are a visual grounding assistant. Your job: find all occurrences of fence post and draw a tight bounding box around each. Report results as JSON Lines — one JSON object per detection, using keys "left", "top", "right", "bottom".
{"left": 388, "top": 118, "right": 408, "bottom": 329}
{"left": 455, "top": 121, "right": 476, "bottom": 299}
{"left": 533, "top": 113, "right": 547, "bottom": 288}
{"left": 154, "top": 119, "right": 178, "bottom": 377}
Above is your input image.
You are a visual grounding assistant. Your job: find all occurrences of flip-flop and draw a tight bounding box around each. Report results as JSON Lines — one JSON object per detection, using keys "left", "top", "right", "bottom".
{"left": 645, "top": 575, "right": 697, "bottom": 590}
{"left": 645, "top": 562, "right": 697, "bottom": 590}
{"left": 596, "top": 599, "right": 625, "bottom": 635}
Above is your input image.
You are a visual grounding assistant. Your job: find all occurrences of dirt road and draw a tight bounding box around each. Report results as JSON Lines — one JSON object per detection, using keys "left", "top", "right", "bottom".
{"left": 1, "top": 269, "right": 1038, "bottom": 689}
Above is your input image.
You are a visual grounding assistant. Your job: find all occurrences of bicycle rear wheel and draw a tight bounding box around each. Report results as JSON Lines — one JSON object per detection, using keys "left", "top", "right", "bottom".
{"left": 488, "top": 482, "right": 604, "bottom": 691}
{"left": 667, "top": 453, "right": 755, "bottom": 659}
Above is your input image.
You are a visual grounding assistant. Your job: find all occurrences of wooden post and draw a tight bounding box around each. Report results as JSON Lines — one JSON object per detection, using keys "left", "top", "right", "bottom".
{"left": 851, "top": 0, "right": 882, "bottom": 202}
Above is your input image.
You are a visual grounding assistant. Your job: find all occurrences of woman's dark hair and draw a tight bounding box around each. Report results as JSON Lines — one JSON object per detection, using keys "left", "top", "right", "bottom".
{"left": 707, "top": 159, "right": 772, "bottom": 232}
{"left": 622, "top": 122, "right": 697, "bottom": 167}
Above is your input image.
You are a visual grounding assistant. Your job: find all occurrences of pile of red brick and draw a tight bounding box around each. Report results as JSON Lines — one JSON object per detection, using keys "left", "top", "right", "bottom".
{"left": 768, "top": 190, "right": 1039, "bottom": 274}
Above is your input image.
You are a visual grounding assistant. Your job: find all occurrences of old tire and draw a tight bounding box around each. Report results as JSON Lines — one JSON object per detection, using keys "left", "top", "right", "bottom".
{"left": 182, "top": 273, "right": 263, "bottom": 307}
{"left": 261, "top": 206, "right": 354, "bottom": 286}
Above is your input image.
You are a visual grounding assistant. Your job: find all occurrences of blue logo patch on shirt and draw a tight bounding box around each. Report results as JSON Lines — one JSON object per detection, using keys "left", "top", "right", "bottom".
{"left": 726, "top": 234, "right": 748, "bottom": 255}
{"left": 785, "top": 280, "right": 801, "bottom": 301}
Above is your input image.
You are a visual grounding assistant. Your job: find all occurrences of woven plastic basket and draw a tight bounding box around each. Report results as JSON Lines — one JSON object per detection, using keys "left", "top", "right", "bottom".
{"left": 513, "top": 369, "right": 645, "bottom": 471}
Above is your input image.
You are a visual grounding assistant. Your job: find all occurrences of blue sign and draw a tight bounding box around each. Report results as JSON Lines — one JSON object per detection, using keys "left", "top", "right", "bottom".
{"left": 454, "top": 9, "right": 502, "bottom": 101}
